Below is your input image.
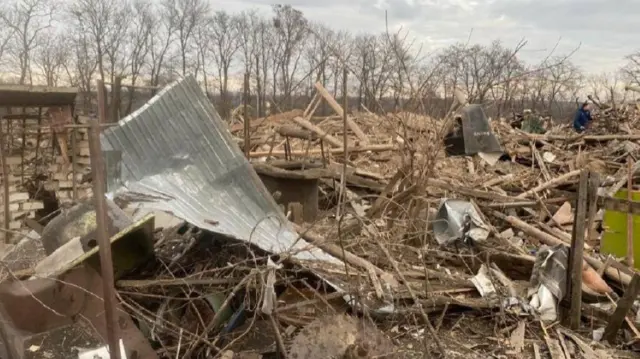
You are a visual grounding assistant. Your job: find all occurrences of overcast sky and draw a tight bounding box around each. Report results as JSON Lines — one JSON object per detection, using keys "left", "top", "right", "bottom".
{"left": 215, "top": 0, "right": 635, "bottom": 75}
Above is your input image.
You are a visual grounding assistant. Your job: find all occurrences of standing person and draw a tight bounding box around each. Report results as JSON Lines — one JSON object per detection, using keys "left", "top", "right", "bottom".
{"left": 573, "top": 102, "right": 592, "bottom": 133}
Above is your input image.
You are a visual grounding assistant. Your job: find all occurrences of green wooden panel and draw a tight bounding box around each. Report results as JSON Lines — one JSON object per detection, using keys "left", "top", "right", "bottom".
{"left": 601, "top": 190, "right": 640, "bottom": 269}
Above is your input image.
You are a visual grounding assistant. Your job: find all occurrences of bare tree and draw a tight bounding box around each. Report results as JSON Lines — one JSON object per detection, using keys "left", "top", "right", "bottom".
{"left": 353, "top": 34, "right": 395, "bottom": 110}
{"left": 257, "top": 19, "right": 275, "bottom": 116}
{"left": 544, "top": 58, "right": 582, "bottom": 116}
{"left": 236, "top": 10, "right": 260, "bottom": 113}
{"left": 162, "top": 0, "right": 210, "bottom": 77}
{"left": 304, "top": 23, "right": 333, "bottom": 112}
{"left": 438, "top": 40, "right": 527, "bottom": 105}
{"left": 385, "top": 30, "right": 419, "bottom": 111}
{"left": 209, "top": 10, "right": 240, "bottom": 117}
{"left": 272, "top": 4, "right": 308, "bottom": 108}
{"left": 69, "top": 0, "right": 127, "bottom": 83}
{"left": 192, "top": 16, "right": 211, "bottom": 92}
{"left": 63, "top": 26, "right": 98, "bottom": 112}
{"left": 622, "top": 51, "right": 640, "bottom": 86}
{"left": 122, "top": 0, "right": 153, "bottom": 114}
{"left": 148, "top": 2, "right": 176, "bottom": 88}
{"left": 327, "top": 30, "right": 351, "bottom": 99}
{"left": 589, "top": 72, "right": 625, "bottom": 105}
{"left": 35, "top": 31, "right": 70, "bottom": 86}
{"left": 0, "top": 2, "right": 597, "bottom": 122}
{"left": 0, "top": 6, "right": 16, "bottom": 66}
{"left": 0, "top": 0, "right": 55, "bottom": 84}
{"left": 102, "top": 2, "right": 133, "bottom": 83}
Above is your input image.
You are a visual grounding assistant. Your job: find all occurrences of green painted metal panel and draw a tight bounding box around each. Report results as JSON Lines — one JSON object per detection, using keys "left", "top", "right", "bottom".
{"left": 601, "top": 189, "right": 640, "bottom": 269}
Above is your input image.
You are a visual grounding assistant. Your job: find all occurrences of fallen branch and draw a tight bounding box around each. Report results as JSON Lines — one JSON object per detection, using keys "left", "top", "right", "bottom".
{"left": 250, "top": 144, "right": 396, "bottom": 158}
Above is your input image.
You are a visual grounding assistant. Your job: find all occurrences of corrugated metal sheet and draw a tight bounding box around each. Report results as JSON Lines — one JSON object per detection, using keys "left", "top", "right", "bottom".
{"left": 101, "top": 76, "right": 340, "bottom": 265}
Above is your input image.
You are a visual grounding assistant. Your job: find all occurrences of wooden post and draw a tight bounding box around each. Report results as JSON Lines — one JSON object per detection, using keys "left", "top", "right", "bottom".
{"left": 20, "top": 108, "right": 26, "bottom": 183}
{"left": 0, "top": 117, "right": 10, "bottom": 243}
{"left": 603, "top": 274, "right": 640, "bottom": 343}
{"left": 628, "top": 157, "right": 635, "bottom": 268}
{"left": 111, "top": 76, "right": 122, "bottom": 123}
{"left": 336, "top": 67, "right": 348, "bottom": 219}
{"left": 586, "top": 172, "right": 600, "bottom": 247}
{"left": 100, "top": 81, "right": 109, "bottom": 124}
{"left": 92, "top": 79, "right": 122, "bottom": 359}
{"left": 567, "top": 170, "right": 589, "bottom": 329}
{"left": 243, "top": 73, "right": 250, "bottom": 158}
{"left": 71, "top": 113, "right": 78, "bottom": 202}
{"left": 288, "top": 202, "right": 304, "bottom": 225}
{"left": 34, "top": 107, "right": 42, "bottom": 176}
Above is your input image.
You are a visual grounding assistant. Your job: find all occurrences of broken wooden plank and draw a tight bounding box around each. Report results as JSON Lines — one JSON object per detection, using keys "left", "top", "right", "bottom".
{"left": 292, "top": 116, "right": 342, "bottom": 148}
{"left": 313, "top": 82, "right": 369, "bottom": 144}
{"left": 303, "top": 93, "right": 320, "bottom": 118}
{"left": 602, "top": 273, "right": 640, "bottom": 343}
{"left": 517, "top": 169, "right": 582, "bottom": 199}
{"left": 277, "top": 125, "right": 317, "bottom": 140}
{"left": 491, "top": 210, "right": 634, "bottom": 287}
{"left": 288, "top": 202, "right": 304, "bottom": 225}
{"left": 586, "top": 173, "right": 600, "bottom": 247}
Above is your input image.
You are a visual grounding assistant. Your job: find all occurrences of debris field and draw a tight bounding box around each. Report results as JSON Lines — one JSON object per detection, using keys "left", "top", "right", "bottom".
{"left": 1, "top": 78, "right": 640, "bottom": 359}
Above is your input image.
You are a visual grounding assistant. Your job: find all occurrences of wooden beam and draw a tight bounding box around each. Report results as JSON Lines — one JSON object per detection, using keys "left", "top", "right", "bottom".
{"left": 277, "top": 125, "right": 317, "bottom": 140}
{"left": 586, "top": 172, "right": 600, "bottom": 247}
{"left": 566, "top": 170, "right": 588, "bottom": 329}
{"left": 313, "top": 82, "right": 369, "bottom": 144}
{"left": 110, "top": 76, "right": 122, "bottom": 123}
{"left": 292, "top": 116, "right": 342, "bottom": 148}
{"left": 0, "top": 118, "right": 10, "bottom": 243}
{"left": 603, "top": 274, "right": 640, "bottom": 343}
{"left": 71, "top": 112, "right": 78, "bottom": 202}
{"left": 91, "top": 79, "right": 122, "bottom": 359}
{"left": 303, "top": 93, "right": 320, "bottom": 118}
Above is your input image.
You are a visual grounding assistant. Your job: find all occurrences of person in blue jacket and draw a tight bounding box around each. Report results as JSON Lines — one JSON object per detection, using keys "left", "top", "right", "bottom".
{"left": 573, "top": 102, "right": 592, "bottom": 133}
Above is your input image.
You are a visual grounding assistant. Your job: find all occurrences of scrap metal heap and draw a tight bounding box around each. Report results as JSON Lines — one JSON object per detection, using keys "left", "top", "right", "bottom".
{"left": 2, "top": 78, "right": 640, "bottom": 358}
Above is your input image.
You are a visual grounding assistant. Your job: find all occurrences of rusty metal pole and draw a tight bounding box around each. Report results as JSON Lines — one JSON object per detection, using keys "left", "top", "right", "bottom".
{"left": 0, "top": 118, "right": 10, "bottom": 243}
{"left": 91, "top": 79, "right": 122, "bottom": 359}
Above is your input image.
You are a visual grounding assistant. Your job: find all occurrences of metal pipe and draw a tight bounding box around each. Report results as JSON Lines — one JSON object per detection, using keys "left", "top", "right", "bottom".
{"left": 90, "top": 79, "right": 122, "bottom": 359}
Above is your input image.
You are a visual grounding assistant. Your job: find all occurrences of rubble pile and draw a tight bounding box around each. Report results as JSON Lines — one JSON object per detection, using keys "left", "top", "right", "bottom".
{"left": 3, "top": 80, "right": 640, "bottom": 358}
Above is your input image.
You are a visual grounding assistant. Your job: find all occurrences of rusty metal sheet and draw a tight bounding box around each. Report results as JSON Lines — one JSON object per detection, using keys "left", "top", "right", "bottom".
{"left": 0, "top": 265, "right": 157, "bottom": 358}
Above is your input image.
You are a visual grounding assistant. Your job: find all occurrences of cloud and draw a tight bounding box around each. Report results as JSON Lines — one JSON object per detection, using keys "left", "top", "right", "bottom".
{"left": 220, "top": 0, "right": 633, "bottom": 73}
